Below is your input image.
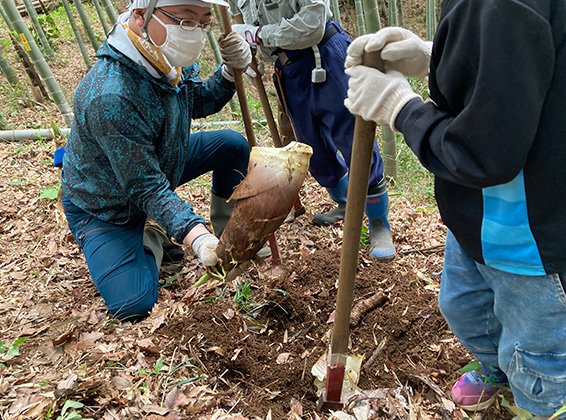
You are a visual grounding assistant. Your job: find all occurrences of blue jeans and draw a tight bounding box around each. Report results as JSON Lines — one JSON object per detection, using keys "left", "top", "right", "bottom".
{"left": 439, "top": 230, "right": 566, "bottom": 417}
{"left": 63, "top": 129, "right": 249, "bottom": 321}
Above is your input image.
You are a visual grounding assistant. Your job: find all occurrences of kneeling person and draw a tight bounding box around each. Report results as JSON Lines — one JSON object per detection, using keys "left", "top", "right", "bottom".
{"left": 62, "top": 0, "right": 252, "bottom": 321}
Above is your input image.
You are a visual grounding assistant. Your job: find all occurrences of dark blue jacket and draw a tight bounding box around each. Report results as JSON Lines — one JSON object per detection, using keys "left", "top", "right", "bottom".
{"left": 397, "top": 0, "right": 566, "bottom": 275}
{"left": 62, "top": 42, "right": 235, "bottom": 242}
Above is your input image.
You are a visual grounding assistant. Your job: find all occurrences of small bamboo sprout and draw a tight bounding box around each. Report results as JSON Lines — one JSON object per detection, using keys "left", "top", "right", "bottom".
{"left": 215, "top": 141, "right": 313, "bottom": 269}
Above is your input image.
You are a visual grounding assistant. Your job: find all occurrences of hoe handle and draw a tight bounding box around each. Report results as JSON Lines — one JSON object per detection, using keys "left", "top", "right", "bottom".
{"left": 233, "top": 14, "right": 282, "bottom": 148}
{"left": 330, "top": 51, "right": 384, "bottom": 356}
{"left": 219, "top": 6, "right": 256, "bottom": 147}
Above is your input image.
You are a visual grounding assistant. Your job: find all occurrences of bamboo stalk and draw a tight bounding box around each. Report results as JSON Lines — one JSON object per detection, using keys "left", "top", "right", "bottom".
{"left": 0, "top": 3, "right": 15, "bottom": 31}
{"left": 363, "top": 0, "right": 398, "bottom": 181}
{"left": 72, "top": 0, "right": 100, "bottom": 50}
{"left": 362, "top": 0, "right": 381, "bottom": 31}
{"left": 382, "top": 0, "right": 399, "bottom": 181}
{"left": 100, "top": 0, "right": 118, "bottom": 23}
{"left": 22, "top": 0, "right": 54, "bottom": 57}
{"left": 92, "top": 0, "right": 110, "bottom": 34}
{"left": 8, "top": 31, "right": 49, "bottom": 100}
{"left": 396, "top": 0, "right": 404, "bottom": 27}
{"left": 0, "top": 120, "right": 272, "bottom": 142}
{"left": 330, "top": 0, "right": 341, "bottom": 26}
{"left": 426, "top": 0, "right": 436, "bottom": 41}
{"left": 205, "top": 30, "right": 238, "bottom": 114}
{"left": 61, "top": 0, "right": 92, "bottom": 68}
{"left": 0, "top": 44, "right": 19, "bottom": 85}
{"left": 354, "top": 0, "right": 366, "bottom": 35}
{"left": 387, "top": 0, "right": 397, "bottom": 26}
{"left": 1, "top": 0, "right": 74, "bottom": 125}
{"left": 381, "top": 127, "right": 397, "bottom": 181}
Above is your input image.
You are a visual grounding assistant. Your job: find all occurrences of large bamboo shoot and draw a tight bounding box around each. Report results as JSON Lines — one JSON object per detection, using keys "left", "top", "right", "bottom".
{"left": 215, "top": 142, "right": 312, "bottom": 267}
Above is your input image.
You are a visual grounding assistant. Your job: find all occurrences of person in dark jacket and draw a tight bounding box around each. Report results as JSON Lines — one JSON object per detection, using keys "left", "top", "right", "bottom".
{"left": 62, "top": 0, "right": 252, "bottom": 321}
{"left": 344, "top": 0, "right": 566, "bottom": 417}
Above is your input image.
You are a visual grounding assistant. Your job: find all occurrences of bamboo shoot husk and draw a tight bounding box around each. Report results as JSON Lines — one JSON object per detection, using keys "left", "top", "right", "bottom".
{"left": 215, "top": 141, "right": 313, "bottom": 267}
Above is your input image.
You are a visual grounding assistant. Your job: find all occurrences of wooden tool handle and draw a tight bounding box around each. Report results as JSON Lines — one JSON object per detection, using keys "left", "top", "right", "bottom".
{"left": 330, "top": 51, "right": 383, "bottom": 355}
{"left": 218, "top": 6, "right": 256, "bottom": 147}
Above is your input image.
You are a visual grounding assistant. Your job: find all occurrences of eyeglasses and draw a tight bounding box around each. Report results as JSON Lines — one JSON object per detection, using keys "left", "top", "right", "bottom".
{"left": 155, "top": 7, "right": 213, "bottom": 31}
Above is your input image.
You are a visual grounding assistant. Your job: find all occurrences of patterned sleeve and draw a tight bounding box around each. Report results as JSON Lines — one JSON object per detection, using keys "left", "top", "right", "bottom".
{"left": 183, "top": 64, "right": 236, "bottom": 119}
{"left": 84, "top": 93, "right": 205, "bottom": 242}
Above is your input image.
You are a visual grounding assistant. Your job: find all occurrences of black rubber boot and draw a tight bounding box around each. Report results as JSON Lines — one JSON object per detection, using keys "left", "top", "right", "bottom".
{"left": 312, "top": 174, "right": 348, "bottom": 226}
{"left": 312, "top": 202, "right": 346, "bottom": 226}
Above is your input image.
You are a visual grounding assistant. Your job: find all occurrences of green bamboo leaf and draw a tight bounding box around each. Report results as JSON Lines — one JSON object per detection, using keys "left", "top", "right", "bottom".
{"left": 40, "top": 186, "right": 60, "bottom": 200}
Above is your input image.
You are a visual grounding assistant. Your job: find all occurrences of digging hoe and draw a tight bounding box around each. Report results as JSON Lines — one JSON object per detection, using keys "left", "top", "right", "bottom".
{"left": 232, "top": 13, "right": 306, "bottom": 221}
{"left": 320, "top": 51, "right": 385, "bottom": 410}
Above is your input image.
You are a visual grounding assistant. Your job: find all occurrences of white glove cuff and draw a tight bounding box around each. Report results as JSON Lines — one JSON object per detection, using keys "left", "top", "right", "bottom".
{"left": 388, "top": 90, "right": 421, "bottom": 132}
{"left": 221, "top": 64, "right": 235, "bottom": 82}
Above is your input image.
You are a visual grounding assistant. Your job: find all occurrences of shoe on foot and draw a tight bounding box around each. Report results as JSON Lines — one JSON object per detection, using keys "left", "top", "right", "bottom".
{"left": 312, "top": 202, "right": 346, "bottom": 226}
{"left": 313, "top": 175, "right": 348, "bottom": 226}
{"left": 368, "top": 218, "right": 395, "bottom": 261}
{"left": 451, "top": 371, "right": 505, "bottom": 411}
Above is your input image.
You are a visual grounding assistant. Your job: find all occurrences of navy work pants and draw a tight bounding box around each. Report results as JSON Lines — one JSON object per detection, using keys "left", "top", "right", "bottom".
{"left": 275, "top": 21, "right": 384, "bottom": 189}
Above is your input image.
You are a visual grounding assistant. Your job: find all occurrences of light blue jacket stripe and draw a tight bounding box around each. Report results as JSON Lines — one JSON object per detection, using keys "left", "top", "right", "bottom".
{"left": 481, "top": 170, "right": 545, "bottom": 276}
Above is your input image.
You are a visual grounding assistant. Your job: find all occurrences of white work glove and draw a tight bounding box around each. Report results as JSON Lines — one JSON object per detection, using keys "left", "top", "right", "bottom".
{"left": 191, "top": 233, "right": 220, "bottom": 267}
{"left": 346, "top": 27, "right": 432, "bottom": 78}
{"left": 344, "top": 66, "right": 421, "bottom": 129}
{"left": 232, "top": 23, "right": 261, "bottom": 46}
{"left": 218, "top": 31, "right": 252, "bottom": 70}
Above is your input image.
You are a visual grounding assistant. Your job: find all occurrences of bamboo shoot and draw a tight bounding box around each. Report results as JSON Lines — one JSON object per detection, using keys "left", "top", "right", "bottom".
{"left": 215, "top": 142, "right": 312, "bottom": 267}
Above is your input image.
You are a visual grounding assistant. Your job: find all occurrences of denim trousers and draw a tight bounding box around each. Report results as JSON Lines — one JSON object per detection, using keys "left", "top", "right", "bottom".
{"left": 439, "top": 230, "right": 566, "bottom": 417}
{"left": 63, "top": 129, "right": 249, "bottom": 321}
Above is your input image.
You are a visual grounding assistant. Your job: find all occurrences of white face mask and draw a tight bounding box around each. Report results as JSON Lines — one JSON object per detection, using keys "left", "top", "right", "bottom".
{"left": 152, "top": 14, "right": 205, "bottom": 67}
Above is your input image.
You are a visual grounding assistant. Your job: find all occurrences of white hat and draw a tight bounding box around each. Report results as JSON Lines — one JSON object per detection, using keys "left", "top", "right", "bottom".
{"left": 129, "top": 0, "right": 228, "bottom": 11}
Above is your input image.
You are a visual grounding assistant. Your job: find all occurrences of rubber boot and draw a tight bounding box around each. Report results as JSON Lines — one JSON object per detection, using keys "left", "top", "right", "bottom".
{"left": 365, "top": 180, "right": 395, "bottom": 262}
{"left": 312, "top": 174, "right": 348, "bottom": 226}
{"left": 143, "top": 222, "right": 185, "bottom": 267}
{"left": 210, "top": 193, "right": 235, "bottom": 238}
{"left": 143, "top": 223, "right": 166, "bottom": 269}
{"left": 210, "top": 193, "right": 272, "bottom": 259}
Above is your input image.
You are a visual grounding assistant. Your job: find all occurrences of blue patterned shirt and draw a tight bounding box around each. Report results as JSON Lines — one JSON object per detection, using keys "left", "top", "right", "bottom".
{"left": 62, "top": 42, "right": 236, "bottom": 243}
